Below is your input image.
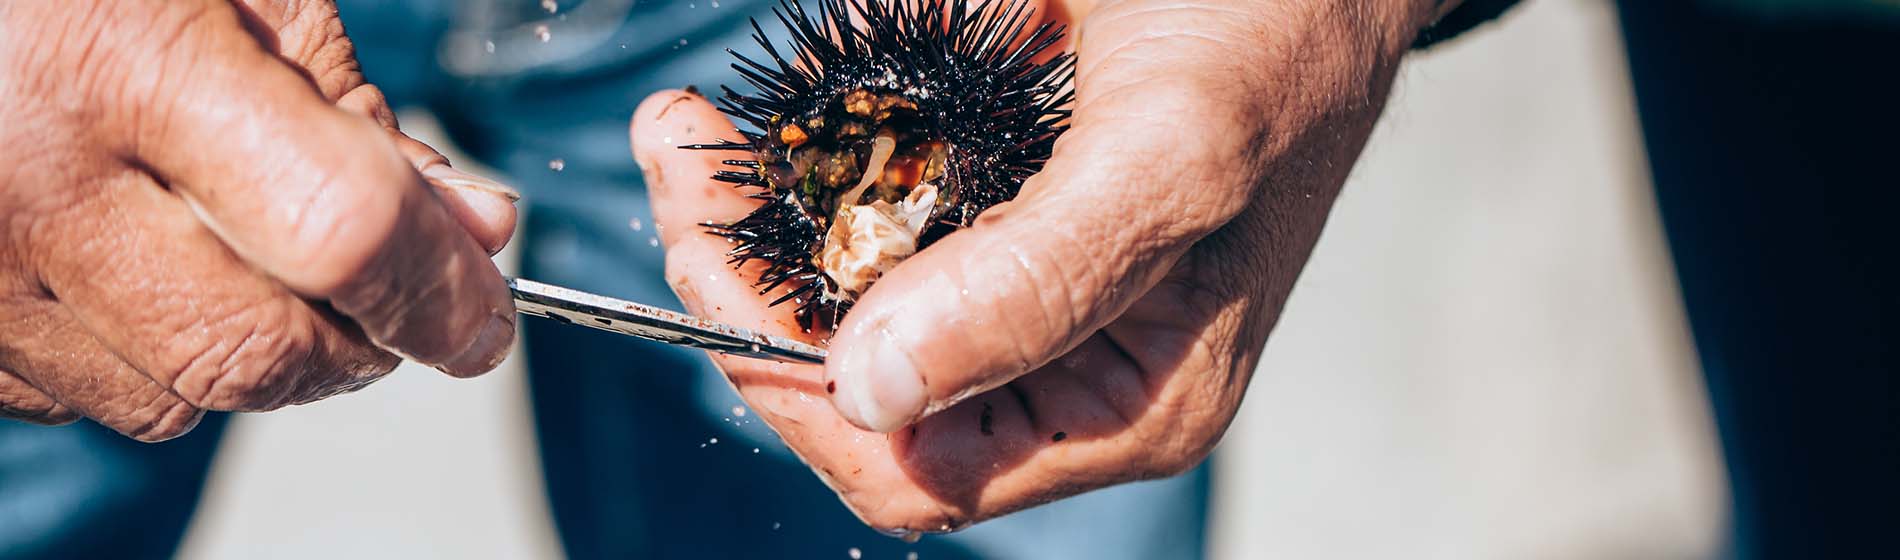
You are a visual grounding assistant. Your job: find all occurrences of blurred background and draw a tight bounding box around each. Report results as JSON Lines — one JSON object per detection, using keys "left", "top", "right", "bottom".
{"left": 170, "top": 0, "right": 1731, "bottom": 558}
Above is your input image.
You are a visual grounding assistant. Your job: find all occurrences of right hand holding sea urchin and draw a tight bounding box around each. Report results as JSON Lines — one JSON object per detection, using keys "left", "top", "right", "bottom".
{"left": 635, "top": 0, "right": 1456, "bottom": 532}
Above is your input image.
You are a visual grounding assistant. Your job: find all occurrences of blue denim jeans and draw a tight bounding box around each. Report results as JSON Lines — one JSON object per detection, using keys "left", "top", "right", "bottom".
{"left": 0, "top": 2, "right": 1210, "bottom": 559}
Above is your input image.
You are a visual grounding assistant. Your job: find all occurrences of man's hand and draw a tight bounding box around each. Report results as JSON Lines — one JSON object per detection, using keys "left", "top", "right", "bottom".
{"left": 635, "top": 0, "right": 1454, "bottom": 531}
{"left": 0, "top": 0, "right": 519, "bottom": 441}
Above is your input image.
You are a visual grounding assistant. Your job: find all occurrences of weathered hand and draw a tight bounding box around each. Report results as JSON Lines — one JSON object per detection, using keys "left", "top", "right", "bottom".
{"left": 0, "top": 0, "right": 519, "bottom": 440}
{"left": 635, "top": 0, "right": 1453, "bottom": 531}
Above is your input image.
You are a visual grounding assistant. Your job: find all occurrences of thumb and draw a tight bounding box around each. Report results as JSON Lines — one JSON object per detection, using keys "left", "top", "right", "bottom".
{"left": 121, "top": 3, "right": 514, "bottom": 374}
{"left": 823, "top": 99, "right": 1251, "bottom": 432}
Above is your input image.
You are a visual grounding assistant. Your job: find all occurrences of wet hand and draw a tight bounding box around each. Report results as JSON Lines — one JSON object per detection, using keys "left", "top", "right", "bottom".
{"left": 635, "top": 0, "right": 1456, "bottom": 532}
{"left": 0, "top": 0, "right": 519, "bottom": 440}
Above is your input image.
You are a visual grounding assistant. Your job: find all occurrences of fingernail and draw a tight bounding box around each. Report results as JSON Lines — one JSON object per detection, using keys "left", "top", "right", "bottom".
{"left": 425, "top": 165, "right": 521, "bottom": 202}
{"left": 832, "top": 327, "right": 927, "bottom": 433}
{"left": 441, "top": 315, "right": 515, "bottom": 377}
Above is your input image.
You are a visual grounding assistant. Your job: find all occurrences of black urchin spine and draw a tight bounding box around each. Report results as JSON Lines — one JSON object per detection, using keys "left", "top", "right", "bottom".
{"left": 684, "top": 0, "right": 1075, "bottom": 330}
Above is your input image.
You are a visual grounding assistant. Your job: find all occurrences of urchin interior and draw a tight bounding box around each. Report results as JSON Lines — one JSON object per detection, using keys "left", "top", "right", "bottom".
{"left": 688, "top": 0, "right": 1074, "bottom": 329}
{"left": 758, "top": 88, "right": 951, "bottom": 302}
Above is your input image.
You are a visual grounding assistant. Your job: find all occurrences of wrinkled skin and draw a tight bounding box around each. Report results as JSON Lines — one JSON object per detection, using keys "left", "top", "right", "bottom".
{"left": 637, "top": 0, "right": 1460, "bottom": 532}
{"left": 0, "top": 0, "right": 519, "bottom": 441}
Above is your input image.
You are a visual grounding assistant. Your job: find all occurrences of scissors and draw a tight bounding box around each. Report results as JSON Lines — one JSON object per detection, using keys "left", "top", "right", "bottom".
{"left": 507, "top": 277, "right": 827, "bottom": 364}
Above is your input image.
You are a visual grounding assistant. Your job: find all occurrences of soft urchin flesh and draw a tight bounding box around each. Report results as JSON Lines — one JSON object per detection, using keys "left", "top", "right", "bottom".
{"left": 683, "top": 0, "right": 1074, "bottom": 330}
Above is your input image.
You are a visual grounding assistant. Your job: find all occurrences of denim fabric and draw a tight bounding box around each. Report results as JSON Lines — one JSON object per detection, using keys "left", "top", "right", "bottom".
{"left": 1617, "top": 2, "right": 1900, "bottom": 557}
{"left": 0, "top": 415, "right": 229, "bottom": 560}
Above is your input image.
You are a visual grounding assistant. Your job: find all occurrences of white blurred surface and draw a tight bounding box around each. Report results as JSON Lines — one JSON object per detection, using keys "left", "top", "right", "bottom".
{"left": 178, "top": 1, "right": 1728, "bottom": 558}
{"left": 1208, "top": 1, "right": 1727, "bottom": 558}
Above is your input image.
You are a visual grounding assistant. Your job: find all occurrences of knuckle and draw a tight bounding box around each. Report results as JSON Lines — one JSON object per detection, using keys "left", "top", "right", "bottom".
{"left": 126, "top": 399, "right": 206, "bottom": 443}
{"left": 0, "top": 381, "right": 61, "bottom": 421}
{"left": 1, "top": 404, "right": 79, "bottom": 427}
{"left": 91, "top": 383, "right": 205, "bottom": 443}
{"left": 280, "top": 152, "right": 409, "bottom": 295}
{"left": 38, "top": 405, "right": 83, "bottom": 426}
{"left": 172, "top": 303, "right": 319, "bottom": 411}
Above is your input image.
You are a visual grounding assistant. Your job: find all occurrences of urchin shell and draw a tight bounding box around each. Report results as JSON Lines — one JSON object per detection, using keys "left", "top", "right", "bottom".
{"left": 685, "top": 0, "right": 1074, "bottom": 329}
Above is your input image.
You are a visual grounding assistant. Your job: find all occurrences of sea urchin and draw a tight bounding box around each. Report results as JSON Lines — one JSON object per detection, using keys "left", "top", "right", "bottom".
{"left": 684, "top": 0, "right": 1075, "bottom": 329}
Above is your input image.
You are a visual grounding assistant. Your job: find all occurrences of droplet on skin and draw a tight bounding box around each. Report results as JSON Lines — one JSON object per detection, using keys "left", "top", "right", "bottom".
{"left": 548, "top": 158, "right": 565, "bottom": 171}
{"left": 848, "top": 548, "right": 862, "bottom": 559}
{"left": 534, "top": 25, "right": 551, "bottom": 42}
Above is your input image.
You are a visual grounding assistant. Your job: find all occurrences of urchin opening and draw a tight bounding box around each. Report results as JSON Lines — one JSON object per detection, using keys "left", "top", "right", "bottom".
{"left": 686, "top": 0, "right": 1073, "bottom": 329}
{"left": 760, "top": 88, "right": 952, "bottom": 302}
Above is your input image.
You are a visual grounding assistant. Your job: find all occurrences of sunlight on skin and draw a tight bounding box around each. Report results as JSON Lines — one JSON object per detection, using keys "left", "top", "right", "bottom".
{"left": 632, "top": 0, "right": 1450, "bottom": 532}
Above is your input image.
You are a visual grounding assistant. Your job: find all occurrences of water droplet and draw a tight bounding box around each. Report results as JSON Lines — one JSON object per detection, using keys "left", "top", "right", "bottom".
{"left": 678, "top": 39, "right": 690, "bottom": 47}
{"left": 772, "top": 522, "right": 782, "bottom": 530}
{"left": 534, "top": 25, "right": 551, "bottom": 42}
{"left": 731, "top": 406, "right": 746, "bottom": 417}
{"left": 907, "top": 553, "right": 919, "bottom": 560}
{"left": 712, "top": 0, "right": 722, "bottom": 7}
{"left": 483, "top": 40, "right": 496, "bottom": 53}
{"left": 629, "top": 217, "right": 644, "bottom": 231}
{"left": 547, "top": 158, "right": 565, "bottom": 171}
{"left": 649, "top": 237, "right": 660, "bottom": 247}
{"left": 848, "top": 548, "right": 862, "bottom": 560}
{"left": 662, "top": 136, "right": 673, "bottom": 144}
{"left": 752, "top": 447, "right": 760, "bottom": 453}
{"left": 709, "top": 437, "right": 718, "bottom": 444}
{"left": 540, "top": 0, "right": 558, "bottom": 13}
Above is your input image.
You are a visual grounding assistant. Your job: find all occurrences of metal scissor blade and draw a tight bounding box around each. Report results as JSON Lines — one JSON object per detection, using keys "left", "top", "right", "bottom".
{"left": 506, "top": 277, "right": 827, "bottom": 364}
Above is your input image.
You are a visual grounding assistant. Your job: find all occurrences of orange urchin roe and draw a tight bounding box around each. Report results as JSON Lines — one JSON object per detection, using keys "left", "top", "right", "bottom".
{"left": 779, "top": 123, "right": 809, "bottom": 147}
{"left": 844, "top": 89, "right": 878, "bottom": 117}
